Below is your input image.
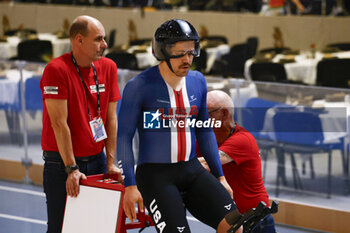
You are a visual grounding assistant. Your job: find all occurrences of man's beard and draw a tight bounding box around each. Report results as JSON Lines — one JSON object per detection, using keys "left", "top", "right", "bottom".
{"left": 174, "top": 62, "right": 191, "bottom": 77}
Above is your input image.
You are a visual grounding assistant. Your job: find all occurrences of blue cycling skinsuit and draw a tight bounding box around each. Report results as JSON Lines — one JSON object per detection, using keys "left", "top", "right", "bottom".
{"left": 117, "top": 66, "right": 236, "bottom": 233}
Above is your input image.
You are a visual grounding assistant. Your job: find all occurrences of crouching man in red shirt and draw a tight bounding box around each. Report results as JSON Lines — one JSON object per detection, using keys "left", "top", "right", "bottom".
{"left": 198, "top": 90, "right": 276, "bottom": 233}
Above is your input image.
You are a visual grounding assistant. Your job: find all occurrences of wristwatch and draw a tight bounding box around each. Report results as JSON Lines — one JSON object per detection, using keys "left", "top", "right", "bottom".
{"left": 65, "top": 164, "right": 79, "bottom": 174}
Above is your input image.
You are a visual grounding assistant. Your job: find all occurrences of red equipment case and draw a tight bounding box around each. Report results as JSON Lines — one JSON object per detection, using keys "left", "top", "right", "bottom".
{"left": 61, "top": 174, "right": 153, "bottom": 233}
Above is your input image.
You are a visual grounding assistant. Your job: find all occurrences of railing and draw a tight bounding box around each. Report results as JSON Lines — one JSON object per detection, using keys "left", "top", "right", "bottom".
{"left": 0, "top": 60, "right": 349, "bottom": 209}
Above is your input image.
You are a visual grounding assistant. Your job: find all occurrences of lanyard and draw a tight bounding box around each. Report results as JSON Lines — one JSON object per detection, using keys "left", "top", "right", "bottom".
{"left": 71, "top": 53, "right": 100, "bottom": 120}
{"left": 226, "top": 122, "right": 236, "bottom": 140}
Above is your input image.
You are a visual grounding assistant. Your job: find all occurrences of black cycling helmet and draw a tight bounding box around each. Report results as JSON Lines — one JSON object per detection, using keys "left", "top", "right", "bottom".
{"left": 152, "top": 19, "right": 200, "bottom": 61}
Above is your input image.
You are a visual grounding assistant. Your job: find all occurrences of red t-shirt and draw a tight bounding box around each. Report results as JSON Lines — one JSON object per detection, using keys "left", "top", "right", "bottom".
{"left": 219, "top": 125, "right": 270, "bottom": 213}
{"left": 40, "top": 52, "right": 121, "bottom": 157}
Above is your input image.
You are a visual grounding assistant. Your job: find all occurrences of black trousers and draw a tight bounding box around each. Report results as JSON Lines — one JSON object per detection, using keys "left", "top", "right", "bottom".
{"left": 43, "top": 151, "right": 106, "bottom": 233}
{"left": 136, "top": 158, "right": 236, "bottom": 233}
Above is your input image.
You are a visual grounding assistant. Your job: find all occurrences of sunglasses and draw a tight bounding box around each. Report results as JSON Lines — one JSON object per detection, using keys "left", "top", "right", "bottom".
{"left": 169, "top": 49, "right": 198, "bottom": 59}
{"left": 208, "top": 107, "right": 222, "bottom": 114}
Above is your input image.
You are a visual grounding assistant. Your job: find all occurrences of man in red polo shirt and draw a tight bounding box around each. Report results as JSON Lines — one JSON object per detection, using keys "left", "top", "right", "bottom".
{"left": 40, "top": 15, "right": 121, "bottom": 233}
{"left": 198, "top": 90, "right": 276, "bottom": 233}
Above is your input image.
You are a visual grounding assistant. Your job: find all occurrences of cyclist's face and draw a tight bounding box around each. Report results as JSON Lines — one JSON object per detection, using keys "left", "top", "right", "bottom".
{"left": 169, "top": 41, "right": 195, "bottom": 77}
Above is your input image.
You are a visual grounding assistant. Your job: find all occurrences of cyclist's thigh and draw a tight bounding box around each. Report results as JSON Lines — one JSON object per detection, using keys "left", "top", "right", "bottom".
{"left": 136, "top": 163, "right": 191, "bottom": 233}
{"left": 184, "top": 169, "right": 236, "bottom": 229}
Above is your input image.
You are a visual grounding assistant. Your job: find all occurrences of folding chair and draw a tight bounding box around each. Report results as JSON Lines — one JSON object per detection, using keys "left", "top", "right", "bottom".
{"left": 241, "top": 97, "right": 281, "bottom": 180}
{"left": 272, "top": 108, "right": 344, "bottom": 198}
{"left": 25, "top": 76, "right": 43, "bottom": 111}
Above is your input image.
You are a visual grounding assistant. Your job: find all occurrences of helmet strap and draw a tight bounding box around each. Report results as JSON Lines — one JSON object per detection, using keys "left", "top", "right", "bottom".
{"left": 160, "top": 47, "right": 175, "bottom": 74}
{"left": 165, "top": 58, "right": 175, "bottom": 74}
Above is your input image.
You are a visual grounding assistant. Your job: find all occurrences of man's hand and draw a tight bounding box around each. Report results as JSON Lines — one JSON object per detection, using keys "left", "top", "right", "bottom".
{"left": 66, "top": 170, "right": 86, "bottom": 197}
{"left": 218, "top": 176, "right": 233, "bottom": 198}
{"left": 198, "top": 157, "right": 211, "bottom": 172}
{"left": 124, "top": 185, "right": 144, "bottom": 222}
{"left": 106, "top": 162, "right": 123, "bottom": 184}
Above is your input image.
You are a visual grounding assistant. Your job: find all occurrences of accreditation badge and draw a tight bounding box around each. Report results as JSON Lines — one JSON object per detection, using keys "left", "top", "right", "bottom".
{"left": 89, "top": 117, "right": 107, "bottom": 142}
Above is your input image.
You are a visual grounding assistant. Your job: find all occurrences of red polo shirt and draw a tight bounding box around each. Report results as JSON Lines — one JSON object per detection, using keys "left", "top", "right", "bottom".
{"left": 196, "top": 124, "right": 270, "bottom": 213}
{"left": 40, "top": 52, "right": 121, "bottom": 157}
{"left": 219, "top": 125, "right": 270, "bottom": 213}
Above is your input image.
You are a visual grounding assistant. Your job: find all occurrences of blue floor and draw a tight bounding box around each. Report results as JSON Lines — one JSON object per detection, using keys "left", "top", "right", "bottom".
{"left": 0, "top": 180, "right": 46, "bottom": 233}
{"left": 0, "top": 180, "right": 322, "bottom": 233}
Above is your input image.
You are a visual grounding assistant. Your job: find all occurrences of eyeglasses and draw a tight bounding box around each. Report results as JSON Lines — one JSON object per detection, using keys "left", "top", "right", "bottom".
{"left": 169, "top": 49, "right": 197, "bottom": 59}
{"left": 208, "top": 107, "right": 222, "bottom": 114}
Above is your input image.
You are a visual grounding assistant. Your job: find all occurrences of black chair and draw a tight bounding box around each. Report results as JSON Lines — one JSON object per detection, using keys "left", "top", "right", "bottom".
{"left": 218, "top": 43, "right": 247, "bottom": 77}
{"left": 344, "top": 1, "right": 350, "bottom": 14}
{"left": 105, "top": 52, "right": 138, "bottom": 70}
{"left": 250, "top": 62, "right": 287, "bottom": 83}
{"left": 316, "top": 59, "right": 350, "bottom": 88}
{"left": 327, "top": 43, "right": 350, "bottom": 51}
{"left": 4, "top": 28, "right": 37, "bottom": 37}
{"left": 75, "top": 0, "right": 91, "bottom": 5}
{"left": 188, "top": 0, "right": 207, "bottom": 10}
{"left": 192, "top": 49, "right": 207, "bottom": 73}
{"left": 51, "top": 0, "right": 73, "bottom": 4}
{"left": 201, "top": 35, "right": 228, "bottom": 47}
{"left": 246, "top": 37, "right": 258, "bottom": 60}
{"left": 107, "top": 29, "right": 117, "bottom": 49}
{"left": 259, "top": 47, "right": 291, "bottom": 55}
{"left": 129, "top": 38, "right": 152, "bottom": 46}
{"left": 15, "top": 39, "right": 53, "bottom": 63}
{"left": 211, "top": 37, "right": 257, "bottom": 77}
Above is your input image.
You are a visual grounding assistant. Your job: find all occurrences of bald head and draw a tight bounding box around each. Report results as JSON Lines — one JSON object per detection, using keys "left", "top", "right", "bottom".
{"left": 207, "top": 90, "right": 235, "bottom": 142}
{"left": 69, "top": 15, "right": 103, "bottom": 39}
{"left": 207, "top": 90, "right": 234, "bottom": 112}
{"left": 69, "top": 15, "right": 107, "bottom": 67}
